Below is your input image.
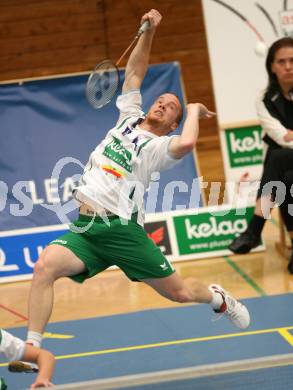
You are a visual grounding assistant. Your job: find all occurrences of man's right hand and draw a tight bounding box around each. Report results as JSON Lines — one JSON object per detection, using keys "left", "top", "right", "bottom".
{"left": 187, "top": 103, "right": 216, "bottom": 119}
{"left": 140, "top": 9, "right": 162, "bottom": 31}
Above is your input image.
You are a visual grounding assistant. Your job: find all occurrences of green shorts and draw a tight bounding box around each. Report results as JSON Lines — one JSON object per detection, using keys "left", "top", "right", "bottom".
{"left": 49, "top": 214, "right": 175, "bottom": 283}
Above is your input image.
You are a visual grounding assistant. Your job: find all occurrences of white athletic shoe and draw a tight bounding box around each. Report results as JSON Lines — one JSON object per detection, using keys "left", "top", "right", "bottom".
{"left": 209, "top": 284, "right": 250, "bottom": 329}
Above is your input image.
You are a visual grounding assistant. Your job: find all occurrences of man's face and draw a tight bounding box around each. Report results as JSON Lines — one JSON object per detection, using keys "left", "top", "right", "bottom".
{"left": 147, "top": 93, "right": 182, "bottom": 133}
{"left": 271, "top": 46, "right": 293, "bottom": 87}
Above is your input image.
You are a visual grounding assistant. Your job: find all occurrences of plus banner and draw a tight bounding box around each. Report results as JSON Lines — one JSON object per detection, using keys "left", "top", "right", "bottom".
{"left": 0, "top": 63, "right": 204, "bottom": 283}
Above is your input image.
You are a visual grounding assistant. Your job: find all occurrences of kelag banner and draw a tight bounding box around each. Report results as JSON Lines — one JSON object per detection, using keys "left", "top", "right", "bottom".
{"left": 0, "top": 62, "right": 203, "bottom": 282}
{"left": 173, "top": 207, "right": 255, "bottom": 255}
{"left": 224, "top": 125, "right": 263, "bottom": 168}
{"left": 220, "top": 123, "right": 264, "bottom": 205}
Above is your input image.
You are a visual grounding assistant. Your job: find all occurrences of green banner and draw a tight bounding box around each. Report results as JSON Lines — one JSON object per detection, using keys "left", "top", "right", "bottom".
{"left": 173, "top": 207, "right": 255, "bottom": 255}
{"left": 225, "top": 125, "right": 263, "bottom": 168}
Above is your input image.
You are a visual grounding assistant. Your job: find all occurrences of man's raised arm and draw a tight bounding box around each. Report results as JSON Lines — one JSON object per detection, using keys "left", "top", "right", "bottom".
{"left": 169, "top": 103, "right": 216, "bottom": 159}
{"left": 122, "top": 9, "right": 162, "bottom": 93}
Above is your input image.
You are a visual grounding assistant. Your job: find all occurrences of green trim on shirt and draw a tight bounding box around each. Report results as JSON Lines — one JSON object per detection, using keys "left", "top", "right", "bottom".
{"left": 116, "top": 116, "right": 131, "bottom": 130}
{"left": 137, "top": 139, "right": 152, "bottom": 156}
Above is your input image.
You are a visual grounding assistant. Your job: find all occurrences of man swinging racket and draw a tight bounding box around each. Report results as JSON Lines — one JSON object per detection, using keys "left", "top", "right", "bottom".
{"left": 10, "top": 8, "right": 250, "bottom": 374}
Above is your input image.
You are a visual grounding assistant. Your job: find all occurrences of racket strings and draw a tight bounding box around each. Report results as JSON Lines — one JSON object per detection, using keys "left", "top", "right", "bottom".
{"left": 86, "top": 21, "right": 150, "bottom": 109}
{"left": 86, "top": 60, "right": 119, "bottom": 109}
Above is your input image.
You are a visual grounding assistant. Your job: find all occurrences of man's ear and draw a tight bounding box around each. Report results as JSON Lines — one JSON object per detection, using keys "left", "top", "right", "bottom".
{"left": 170, "top": 122, "right": 178, "bottom": 131}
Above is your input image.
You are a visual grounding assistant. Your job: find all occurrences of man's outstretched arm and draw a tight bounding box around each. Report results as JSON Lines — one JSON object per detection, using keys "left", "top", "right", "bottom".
{"left": 169, "top": 103, "right": 216, "bottom": 159}
{"left": 22, "top": 345, "right": 55, "bottom": 388}
{"left": 122, "top": 9, "right": 162, "bottom": 93}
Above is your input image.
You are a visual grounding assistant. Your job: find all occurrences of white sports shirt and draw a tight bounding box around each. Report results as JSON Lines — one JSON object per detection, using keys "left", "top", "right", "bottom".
{"left": 0, "top": 329, "right": 25, "bottom": 362}
{"left": 74, "top": 90, "right": 181, "bottom": 226}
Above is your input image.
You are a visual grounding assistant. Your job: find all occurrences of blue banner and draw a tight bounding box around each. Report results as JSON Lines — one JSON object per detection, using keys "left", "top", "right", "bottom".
{"left": 0, "top": 227, "right": 68, "bottom": 280}
{"left": 0, "top": 62, "right": 202, "bottom": 282}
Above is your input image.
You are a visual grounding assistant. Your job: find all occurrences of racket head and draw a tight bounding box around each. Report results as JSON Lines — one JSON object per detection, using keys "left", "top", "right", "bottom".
{"left": 86, "top": 59, "right": 120, "bottom": 109}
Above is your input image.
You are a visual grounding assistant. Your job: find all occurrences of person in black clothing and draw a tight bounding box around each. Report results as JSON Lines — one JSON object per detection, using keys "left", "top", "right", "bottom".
{"left": 229, "top": 37, "right": 293, "bottom": 273}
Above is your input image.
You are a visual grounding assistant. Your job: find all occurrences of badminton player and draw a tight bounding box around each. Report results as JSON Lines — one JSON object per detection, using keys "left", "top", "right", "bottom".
{"left": 14, "top": 9, "right": 250, "bottom": 372}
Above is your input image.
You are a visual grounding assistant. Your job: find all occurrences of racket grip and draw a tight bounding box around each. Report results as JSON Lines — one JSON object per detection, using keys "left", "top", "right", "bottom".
{"left": 137, "top": 20, "right": 151, "bottom": 36}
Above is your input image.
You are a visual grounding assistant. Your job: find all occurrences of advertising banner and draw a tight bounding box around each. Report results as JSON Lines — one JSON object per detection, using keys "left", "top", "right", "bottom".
{"left": 173, "top": 207, "right": 256, "bottom": 256}
{"left": 0, "top": 226, "right": 67, "bottom": 281}
{"left": 224, "top": 125, "right": 263, "bottom": 169}
{"left": 220, "top": 123, "right": 264, "bottom": 205}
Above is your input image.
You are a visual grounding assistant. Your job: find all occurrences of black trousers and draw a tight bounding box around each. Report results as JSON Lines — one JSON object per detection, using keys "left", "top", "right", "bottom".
{"left": 257, "top": 148, "right": 293, "bottom": 231}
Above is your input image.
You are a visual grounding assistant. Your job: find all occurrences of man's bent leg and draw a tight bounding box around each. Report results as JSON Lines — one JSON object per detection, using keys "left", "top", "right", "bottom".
{"left": 28, "top": 244, "right": 86, "bottom": 338}
{"left": 143, "top": 272, "right": 212, "bottom": 304}
{"left": 143, "top": 273, "right": 250, "bottom": 329}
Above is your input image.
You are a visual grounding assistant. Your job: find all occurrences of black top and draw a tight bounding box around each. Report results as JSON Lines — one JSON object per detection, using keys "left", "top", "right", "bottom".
{"left": 262, "top": 90, "right": 293, "bottom": 149}
{"left": 284, "top": 95, "right": 293, "bottom": 128}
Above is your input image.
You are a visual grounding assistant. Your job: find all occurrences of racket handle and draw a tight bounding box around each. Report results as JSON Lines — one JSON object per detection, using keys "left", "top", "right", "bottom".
{"left": 137, "top": 20, "right": 151, "bottom": 37}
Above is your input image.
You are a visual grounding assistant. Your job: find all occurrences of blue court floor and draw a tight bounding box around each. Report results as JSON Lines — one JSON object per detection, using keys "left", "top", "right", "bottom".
{"left": 1, "top": 293, "right": 293, "bottom": 389}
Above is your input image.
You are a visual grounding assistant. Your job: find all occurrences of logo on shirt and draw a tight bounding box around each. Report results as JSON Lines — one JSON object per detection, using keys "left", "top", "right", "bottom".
{"left": 103, "top": 136, "right": 132, "bottom": 173}
{"left": 101, "top": 165, "right": 124, "bottom": 179}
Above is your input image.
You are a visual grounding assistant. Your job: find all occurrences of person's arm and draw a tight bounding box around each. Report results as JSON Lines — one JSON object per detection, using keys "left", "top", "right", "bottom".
{"left": 122, "top": 9, "right": 162, "bottom": 93}
{"left": 22, "top": 345, "right": 55, "bottom": 388}
{"left": 256, "top": 96, "right": 293, "bottom": 148}
{"left": 168, "top": 103, "right": 215, "bottom": 159}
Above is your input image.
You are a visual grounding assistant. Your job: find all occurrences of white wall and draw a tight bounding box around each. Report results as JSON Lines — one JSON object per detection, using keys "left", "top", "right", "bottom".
{"left": 202, "top": 0, "right": 293, "bottom": 124}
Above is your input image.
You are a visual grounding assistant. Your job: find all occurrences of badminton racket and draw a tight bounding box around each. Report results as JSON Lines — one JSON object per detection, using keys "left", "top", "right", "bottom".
{"left": 86, "top": 20, "right": 150, "bottom": 109}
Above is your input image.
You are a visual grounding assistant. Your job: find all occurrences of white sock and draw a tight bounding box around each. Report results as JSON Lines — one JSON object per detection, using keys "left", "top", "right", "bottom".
{"left": 27, "top": 331, "right": 43, "bottom": 348}
{"left": 209, "top": 288, "right": 224, "bottom": 310}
